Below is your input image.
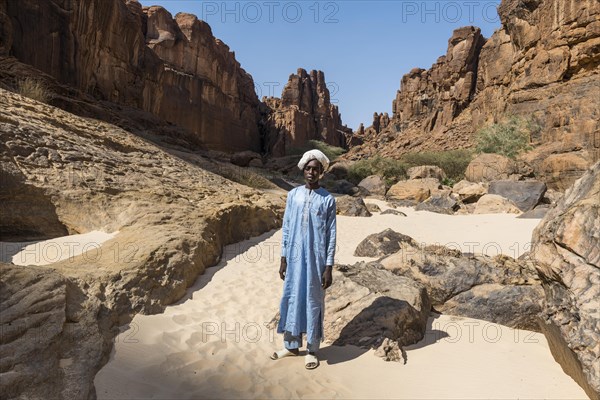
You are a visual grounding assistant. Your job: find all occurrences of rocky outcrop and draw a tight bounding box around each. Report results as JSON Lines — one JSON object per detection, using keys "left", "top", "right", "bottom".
{"left": 344, "top": 0, "right": 600, "bottom": 187}
{"left": 532, "top": 161, "right": 600, "bottom": 399}
{"left": 378, "top": 239, "right": 543, "bottom": 331}
{"left": 0, "top": 0, "right": 261, "bottom": 152}
{"left": 325, "top": 263, "right": 431, "bottom": 360}
{"left": 0, "top": 88, "right": 283, "bottom": 399}
{"left": 393, "top": 26, "right": 485, "bottom": 134}
{"left": 261, "top": 69, "right": 352, "bottom": 156}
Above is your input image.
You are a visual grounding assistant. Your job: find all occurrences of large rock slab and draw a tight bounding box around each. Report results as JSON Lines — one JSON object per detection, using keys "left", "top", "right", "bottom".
{"left": 325, "top": 263, "right": 431, "bottom": 360}
{"left": 354, "top": 228, "right": 418, "bottom": 257}
{"left": 488, "top": 180, "right": 547, "bottom": 211}
{"left": 532, "top": 161, "right": 600, "bottom": 400}
{"left": 379, "top": 241, "right": 543, "bottom": 331}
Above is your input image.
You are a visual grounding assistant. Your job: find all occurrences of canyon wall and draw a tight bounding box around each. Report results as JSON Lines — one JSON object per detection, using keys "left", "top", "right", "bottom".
{"left": 0, "top": 0, "right": 261, "bottom": 152}
{"left": 349, "top": 0, "right": 599, "bottom": 184}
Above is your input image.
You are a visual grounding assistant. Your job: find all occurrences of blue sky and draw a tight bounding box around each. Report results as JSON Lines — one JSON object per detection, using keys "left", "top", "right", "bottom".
{"left": 139, "top": 0, "right": 502, "bottom": 130}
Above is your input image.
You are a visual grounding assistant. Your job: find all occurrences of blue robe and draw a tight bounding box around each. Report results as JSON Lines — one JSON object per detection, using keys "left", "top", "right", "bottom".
{"left": 278, "top": 186, "right": 337, "bottom": 345}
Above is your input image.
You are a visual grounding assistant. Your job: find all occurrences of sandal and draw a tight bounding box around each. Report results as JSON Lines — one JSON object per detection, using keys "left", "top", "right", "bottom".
{"left": 270, "top": 348, "right": 298, "bottom": 360}
{"left": 305, "top": 353, "right": 319, "bottom": 369}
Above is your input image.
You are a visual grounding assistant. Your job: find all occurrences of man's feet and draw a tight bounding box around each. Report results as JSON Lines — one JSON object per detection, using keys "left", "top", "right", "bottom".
{"left": 305, "top": 353, "right": 319, "bottom": 369}
{"left": 270, "top": 348, "right": 299, "bottom": 360}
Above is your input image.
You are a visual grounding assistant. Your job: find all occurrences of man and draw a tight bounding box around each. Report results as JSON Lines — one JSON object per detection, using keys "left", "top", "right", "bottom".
{"left": 270, "top": 149, "right": 337, "bottom": 370}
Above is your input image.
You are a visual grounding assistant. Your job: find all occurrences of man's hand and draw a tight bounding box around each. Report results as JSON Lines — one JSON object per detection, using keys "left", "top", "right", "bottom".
{"left": 279, "top": 257, "right": 287, "bottom": 280}
{"left": 322, "top": 265, "right": 333, "bottom": 289}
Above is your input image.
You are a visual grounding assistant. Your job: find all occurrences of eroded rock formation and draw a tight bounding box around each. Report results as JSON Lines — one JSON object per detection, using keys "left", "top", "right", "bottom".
{"left": 262, "top": 68, "right": 352, "bottom": 156}
{"left": 532, "top": 161, "right": 600, "bottom": 400}
{"left": 0, "top": 88, "right": 283, "bottom": 399}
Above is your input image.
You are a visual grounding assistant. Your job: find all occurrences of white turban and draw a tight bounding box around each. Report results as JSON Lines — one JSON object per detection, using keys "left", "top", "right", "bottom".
{"left": 298, "top": 149, "right": 330, "bottom": 176}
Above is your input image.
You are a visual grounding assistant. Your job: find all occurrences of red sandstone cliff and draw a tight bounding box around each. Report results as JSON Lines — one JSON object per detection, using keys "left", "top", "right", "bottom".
{"left": 0, "top": 0, "right": 261, "bottom": 152}
{"left": 261, "top": 68, "right": 352, "bottom": 156}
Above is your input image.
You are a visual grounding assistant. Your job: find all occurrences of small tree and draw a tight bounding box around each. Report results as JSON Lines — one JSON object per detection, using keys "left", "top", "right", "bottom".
{"left": 475, "top": 116, "right": 534, "bottom": 159}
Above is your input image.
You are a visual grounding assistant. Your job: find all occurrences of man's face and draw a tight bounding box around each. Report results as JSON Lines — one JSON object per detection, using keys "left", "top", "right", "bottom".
{"left": 303, "top": 159, "right": 323, "bottom": 184}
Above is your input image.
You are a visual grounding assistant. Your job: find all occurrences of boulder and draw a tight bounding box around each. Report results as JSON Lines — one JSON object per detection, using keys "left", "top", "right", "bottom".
{"left": 324, "top": 263, "right": 431, "bottom": 359}
{"left": 407, "top": 165, "right": 447, "bottom": 181}
{"left": 387, "top": 178, "right": 441, "bottom": 202}
{"left": 358, "top": 175, "right": 386, "bottom": 196}
{"left": 414, "top": 192, "right": 460, "bottom": 214}
{"left": 452, "top": 179, "right": 487, "bottom": 203}
{"left": 532, "top": 161, "right": 600, "bottom": 399}
{"left": 230, "top": 151, "right": 262, "bottom": 167}
{"left": 539, "top": 153, "right": 593, "bottom": 191}
{"left": 465, "top": 153, "right": 517, "bottom": 182}
{"left": 474, "top": 194, "right": 521, "bottom": 214}
{"left": 354, "top": 228, "right": 418, "bottom": 257}
{"left": 488, "top": 180, "right": 546, "bottom": 211}
{"left": 379, "top": 241, "right": 543, "bottom": 331}
{"left": 335, "top": 195, "right": 372, "bottom": 217}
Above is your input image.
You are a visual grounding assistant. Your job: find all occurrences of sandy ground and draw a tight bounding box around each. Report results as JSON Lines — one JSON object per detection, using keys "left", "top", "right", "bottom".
{"left": 92, "top": 200, "right": 587, "bottom": 399}
{"left": 0, "top": 230, "right": 117, "bottom": 266}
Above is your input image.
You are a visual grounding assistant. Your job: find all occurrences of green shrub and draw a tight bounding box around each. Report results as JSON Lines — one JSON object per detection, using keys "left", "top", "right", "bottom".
{"left": 401, "top": 149, "right": 474, "bottom": 182}
{"left": 16, "top": 78, "right": 53, "bottom": 103}
{"left": 288, "top": 140, "right": 346, "bottom": 162}
{"left": 475, "top": 116, "right": 534, "bottom": 159}
{"left": 347, "top": 155, "right": 408, "bottom": 187}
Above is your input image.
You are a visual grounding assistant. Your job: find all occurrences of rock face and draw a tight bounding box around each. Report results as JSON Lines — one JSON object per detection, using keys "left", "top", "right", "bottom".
{"left": 531, "top": 161, "right": 600, "bottom": 400}
{"left": 0, "top": 264, "right": 67, "bottom": 399}
{"left": 378, "top": 240, "right": 543, "bottom": 331}
{"left": 325, "top": 263, "right": 431, "bottom": 359}
{"left": 261, "top": 68, "right": 352, "bottom": 156}
{"left": 393, "top": 26, "right": 485, "bottom": 135}
{"left": 0, "top": 0, "right": 261, "bottom": 152}
{"left": 344, "top": 0, "right": 600, "bottom": 187}
{"left": 0, "top": 88, "right": 283, "bottom": 399}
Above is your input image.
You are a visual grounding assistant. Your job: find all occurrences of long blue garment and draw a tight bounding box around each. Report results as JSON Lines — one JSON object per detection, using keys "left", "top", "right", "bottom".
{"left": 278, "top": 186, "right": 337, "bottom": 346}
